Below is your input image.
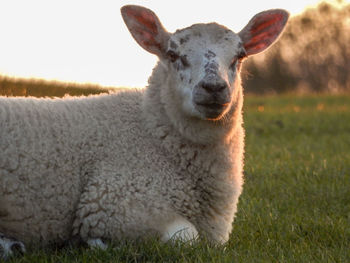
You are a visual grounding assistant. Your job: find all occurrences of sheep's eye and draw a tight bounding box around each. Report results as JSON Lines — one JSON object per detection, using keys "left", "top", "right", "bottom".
{"left": 230, "top": 52, "right": 246, "bottom": 70}
{"left": 167, "top": 51, "right": 179, "bottom": 62}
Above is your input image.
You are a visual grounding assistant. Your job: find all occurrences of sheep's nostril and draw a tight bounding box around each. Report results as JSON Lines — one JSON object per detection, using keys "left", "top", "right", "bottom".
{"left": 201, "top": 82, "right": 227, "bottom": 93}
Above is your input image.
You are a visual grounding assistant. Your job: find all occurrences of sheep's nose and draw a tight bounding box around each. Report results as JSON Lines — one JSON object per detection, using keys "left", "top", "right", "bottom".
{"left": 200, "top": 81, "right": 227, "bottom": 93}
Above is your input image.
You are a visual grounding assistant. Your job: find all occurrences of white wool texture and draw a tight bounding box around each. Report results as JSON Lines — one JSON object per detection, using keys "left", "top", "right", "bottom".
{"left": 0, "top": 69, "right": 244, "bottom": 245}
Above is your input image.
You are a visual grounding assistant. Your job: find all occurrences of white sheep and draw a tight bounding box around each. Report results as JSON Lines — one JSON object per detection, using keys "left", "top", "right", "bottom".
{"left": 0, "top": 5, "right": 289, "bottom": 258}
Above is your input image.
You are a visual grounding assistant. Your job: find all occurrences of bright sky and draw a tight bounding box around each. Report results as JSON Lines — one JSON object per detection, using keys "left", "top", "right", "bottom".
{"left": 0, "top": 0, "right": 337, "bottom": 88}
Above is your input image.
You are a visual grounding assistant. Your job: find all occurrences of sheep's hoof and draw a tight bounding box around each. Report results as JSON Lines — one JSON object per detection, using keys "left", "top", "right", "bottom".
{"left": 0, "top": 233, "right": 26, "bottom": 259}
{"left": 87, "top": 238, "right": 108, "bottom": 250}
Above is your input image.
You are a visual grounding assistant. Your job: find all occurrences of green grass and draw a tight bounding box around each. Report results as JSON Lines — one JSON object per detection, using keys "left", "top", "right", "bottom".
{"left": 3, "top": 85, "right": 350, "bottom": 262}
{"left": 238, "top": 95, "right": 350, "bottom": 262}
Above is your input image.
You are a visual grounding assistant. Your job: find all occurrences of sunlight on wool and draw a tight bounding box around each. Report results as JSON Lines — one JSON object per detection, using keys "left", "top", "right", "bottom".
{"left": 0, "top": 0, "right": 343, "bottom": 88}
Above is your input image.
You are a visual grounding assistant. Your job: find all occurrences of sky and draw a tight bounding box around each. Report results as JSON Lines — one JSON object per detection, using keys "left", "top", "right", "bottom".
{"left": 0, "top": 0, "right": 341, "bottom": 88}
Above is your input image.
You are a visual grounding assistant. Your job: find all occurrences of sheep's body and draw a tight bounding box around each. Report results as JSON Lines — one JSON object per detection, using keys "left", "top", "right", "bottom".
{"left": 0, "top": 80, "right": 243, "bottom": 245}
{"left": 0, "top": 5, "right": 288, "bottom": 256}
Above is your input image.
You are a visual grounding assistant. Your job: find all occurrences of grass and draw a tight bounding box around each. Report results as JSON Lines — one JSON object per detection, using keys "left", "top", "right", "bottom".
{"left": 239, "top": 95, "right": 350, "bottom": 262}
{"left": 2, "top": 80, "right": 349, "bottom": 262}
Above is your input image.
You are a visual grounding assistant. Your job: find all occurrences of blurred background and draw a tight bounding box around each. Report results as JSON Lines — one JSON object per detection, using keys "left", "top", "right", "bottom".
{"left": 0, "top": 0, "right": 349, "bottom": 95}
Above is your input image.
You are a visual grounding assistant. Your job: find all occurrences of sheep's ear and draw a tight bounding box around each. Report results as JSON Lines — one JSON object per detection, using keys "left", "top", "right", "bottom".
{"left": 239, "top": 9, "right": 289, "bottom": 56}
{"left": 121, "top": 5, "right": 170, "bottom": 57}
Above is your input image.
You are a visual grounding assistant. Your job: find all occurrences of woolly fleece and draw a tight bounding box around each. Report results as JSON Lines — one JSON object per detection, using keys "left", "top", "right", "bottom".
{"left": 0, "top": 81, "right": 243, "bottom": 245}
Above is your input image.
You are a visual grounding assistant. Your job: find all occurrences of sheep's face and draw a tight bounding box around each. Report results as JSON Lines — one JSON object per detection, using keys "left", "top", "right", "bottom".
{"left": 121, "top": 5, "right": 289, "bottom": 121}
{"left": 164, "top": 24, "right": 246, "bottom": 120}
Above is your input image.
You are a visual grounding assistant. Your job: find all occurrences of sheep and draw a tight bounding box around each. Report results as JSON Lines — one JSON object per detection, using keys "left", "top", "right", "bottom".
{"left": 0, "top": 4, "right": 289, "bottom": 258}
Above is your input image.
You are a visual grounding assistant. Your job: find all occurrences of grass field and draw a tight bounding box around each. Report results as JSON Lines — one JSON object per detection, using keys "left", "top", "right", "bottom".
{"left": 2, "top": 84, "right": 350, "bottom": 262}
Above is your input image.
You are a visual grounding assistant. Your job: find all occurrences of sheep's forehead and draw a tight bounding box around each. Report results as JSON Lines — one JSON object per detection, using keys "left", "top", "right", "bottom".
{"left": 169, "top": 23, "right": 242, "bottom": 61}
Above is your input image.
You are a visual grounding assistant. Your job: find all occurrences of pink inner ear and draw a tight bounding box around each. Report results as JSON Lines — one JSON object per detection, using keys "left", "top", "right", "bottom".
{"left": 250, "top": 13, "right": 285, "bottom": 35}
{"left": 245, "top": 31, "right": 274, "bottom": 51}
{"left": 122, "top": 5, "right": 168, "bottom": 56}
{"left": 140, "top": 32, "right": 162, "bottom": 51}
{"left": 125, "top": 8, "right": 158, "bottom": 35}
{"left": 243, "top": 11, "right": 287, "bottom": 55}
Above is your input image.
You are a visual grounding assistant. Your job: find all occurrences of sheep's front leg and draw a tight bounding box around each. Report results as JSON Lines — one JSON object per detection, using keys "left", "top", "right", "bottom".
{"left": 73, "top": 166, "right": 119, "bottom": 250}
{"left": 72, "top": 178, "right": 110, "bottom": 250}
{"left": 0, "top": 233, "right": 26, "bottom": 259}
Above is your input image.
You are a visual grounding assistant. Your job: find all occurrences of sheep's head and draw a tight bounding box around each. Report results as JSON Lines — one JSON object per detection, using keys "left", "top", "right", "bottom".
{"left": 121, "top": 5, "right": 289, "bottom": 121}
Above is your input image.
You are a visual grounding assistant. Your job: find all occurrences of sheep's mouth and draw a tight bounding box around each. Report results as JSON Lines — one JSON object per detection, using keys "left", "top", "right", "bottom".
{"left": 195, "top": 102, "right": 230, "bottom": 120}
{"left": 196, "top": 102, "right": 229, "bottom": 110}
